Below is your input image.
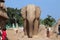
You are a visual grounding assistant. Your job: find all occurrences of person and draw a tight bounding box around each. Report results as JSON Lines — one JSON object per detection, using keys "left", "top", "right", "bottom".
{"left": 47, "top": 27, "right": 51, "bottom": 37}
{"left": 0, "top": 27, "right": 2, "bottom": 40}
{"left": 58, "top": 25, "right": 60, "bottom": 35}
{"left": 47, "top": 28, "right": 49, "bottom": 37}
{"left": 2, "top": 27, "right": 7, "bottom": 40}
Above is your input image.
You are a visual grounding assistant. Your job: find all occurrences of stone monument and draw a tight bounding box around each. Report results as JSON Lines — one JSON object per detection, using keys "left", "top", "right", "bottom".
{"left": 21, "top": 4, "right": 41, "bottom": 38}
{"left": 0, "top": 0, "right": 8, "bottom": 29}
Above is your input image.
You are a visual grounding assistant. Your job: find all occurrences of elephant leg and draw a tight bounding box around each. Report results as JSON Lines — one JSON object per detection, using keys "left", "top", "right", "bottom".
{"left": 34, "top": 7, "right": 40, "bottom": 35}
{"left": 28, "top": 21, "right": 33, "bottom": 38}
{"left": 33, "top": 18, "right": 39, "bottom": 35}
{"left": 21, "top": 7, "right": 27, "bottom": 35}
{"left": 24, "top": 19, "right": 27, "bottom": 35}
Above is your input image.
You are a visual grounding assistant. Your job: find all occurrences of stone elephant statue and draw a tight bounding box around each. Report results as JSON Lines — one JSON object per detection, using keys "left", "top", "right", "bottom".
{"left": 21, "top": 4, "right": 41, "bottom": 38}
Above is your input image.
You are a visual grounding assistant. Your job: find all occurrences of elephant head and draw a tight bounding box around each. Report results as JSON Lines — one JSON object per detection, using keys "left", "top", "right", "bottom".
{"left": 27, "top": 5, "right": 35, "bottom": 21}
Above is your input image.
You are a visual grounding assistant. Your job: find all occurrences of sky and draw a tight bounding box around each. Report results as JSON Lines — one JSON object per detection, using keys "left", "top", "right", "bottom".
{"left": 5, "top": 0, "right": 60, "bottom": 20}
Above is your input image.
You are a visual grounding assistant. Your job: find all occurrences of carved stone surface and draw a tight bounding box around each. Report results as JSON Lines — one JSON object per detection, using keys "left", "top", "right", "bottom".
{"left": 0, "top": 0, "right": 8, "bottom": 29}
{"left": 54, "top": 19, "right": 60, "bottom": 34}
{"left": 21, "top": 4, "right": 41, "bottom": 38}
{"left": 0, "top": 0, "right": 8, "bottom": 19}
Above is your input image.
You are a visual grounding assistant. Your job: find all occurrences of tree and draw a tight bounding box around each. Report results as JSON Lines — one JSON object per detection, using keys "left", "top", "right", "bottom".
{"left": 40, "top": 19, "right": 44, "bottom": 25}
{"left": 43, "top": 15, "right": 56, "bottom": 27}
{"left": 6, "top": 7, "right": 23, "bottom": 28}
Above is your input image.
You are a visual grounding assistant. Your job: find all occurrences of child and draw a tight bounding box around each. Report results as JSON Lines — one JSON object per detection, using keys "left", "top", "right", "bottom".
{"left": 2, "top": 27, "right": 7, "bottom": 40}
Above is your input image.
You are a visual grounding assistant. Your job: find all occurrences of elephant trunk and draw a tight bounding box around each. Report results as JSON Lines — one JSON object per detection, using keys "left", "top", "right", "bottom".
{"left": 28, "top": 21, "right": 33, "bottom": 38}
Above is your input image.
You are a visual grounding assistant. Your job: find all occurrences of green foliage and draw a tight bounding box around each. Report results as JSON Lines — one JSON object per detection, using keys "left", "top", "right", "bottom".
{"left": 43, "top": 15, "right": 56, "bottom": 27}
{"left": 40, "top": 19, "right": 44, "bottom": 24}
{"left": 6, "top": 7, "right": 23, "bottom": 27}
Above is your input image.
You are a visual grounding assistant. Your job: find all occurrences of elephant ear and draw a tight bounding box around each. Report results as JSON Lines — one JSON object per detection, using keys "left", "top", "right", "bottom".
{"left": 21, "top": 7, "right": 27, "bottom": 19}
{"left": 35, "top": 7, "right": 41, "bottom": 19}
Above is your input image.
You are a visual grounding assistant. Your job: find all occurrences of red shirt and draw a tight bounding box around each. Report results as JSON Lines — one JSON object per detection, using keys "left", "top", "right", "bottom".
{"left": 2, "top": 30, "right": 6, "bottom": 40}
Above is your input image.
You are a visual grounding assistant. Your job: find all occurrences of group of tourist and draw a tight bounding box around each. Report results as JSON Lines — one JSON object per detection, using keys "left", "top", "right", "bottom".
{"left": 0, "top": 27, "right": 7, "bottom": 40}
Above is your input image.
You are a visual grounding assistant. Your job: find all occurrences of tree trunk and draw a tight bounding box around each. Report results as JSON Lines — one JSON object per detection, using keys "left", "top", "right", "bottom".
{"left": 12, "top": 23, "right": 15, "bottom": 29}
{"left": 16, "top": 23, "right": 18, "bottom": 28}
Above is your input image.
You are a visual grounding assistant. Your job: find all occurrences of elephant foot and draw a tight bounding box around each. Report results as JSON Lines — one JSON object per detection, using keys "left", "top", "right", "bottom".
{"left": 28, "top": 35, "right": 32, "bottom": 38}
{"left": 28, "top": 32, "right": 33, "bottom": 38}
{"left": 24, "top": 32, "right": 27, "bottom": 35}
{"left": 23, "top": 29, "right": 27, "bottom": 35}
{"left": 28, "top": 31, "right": 33, "bottom": 38}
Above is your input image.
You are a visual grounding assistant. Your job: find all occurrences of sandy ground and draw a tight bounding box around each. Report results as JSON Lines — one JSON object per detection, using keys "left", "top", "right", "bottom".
{"left": 6, "top": 28, "right": 60, "bottom": 40}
